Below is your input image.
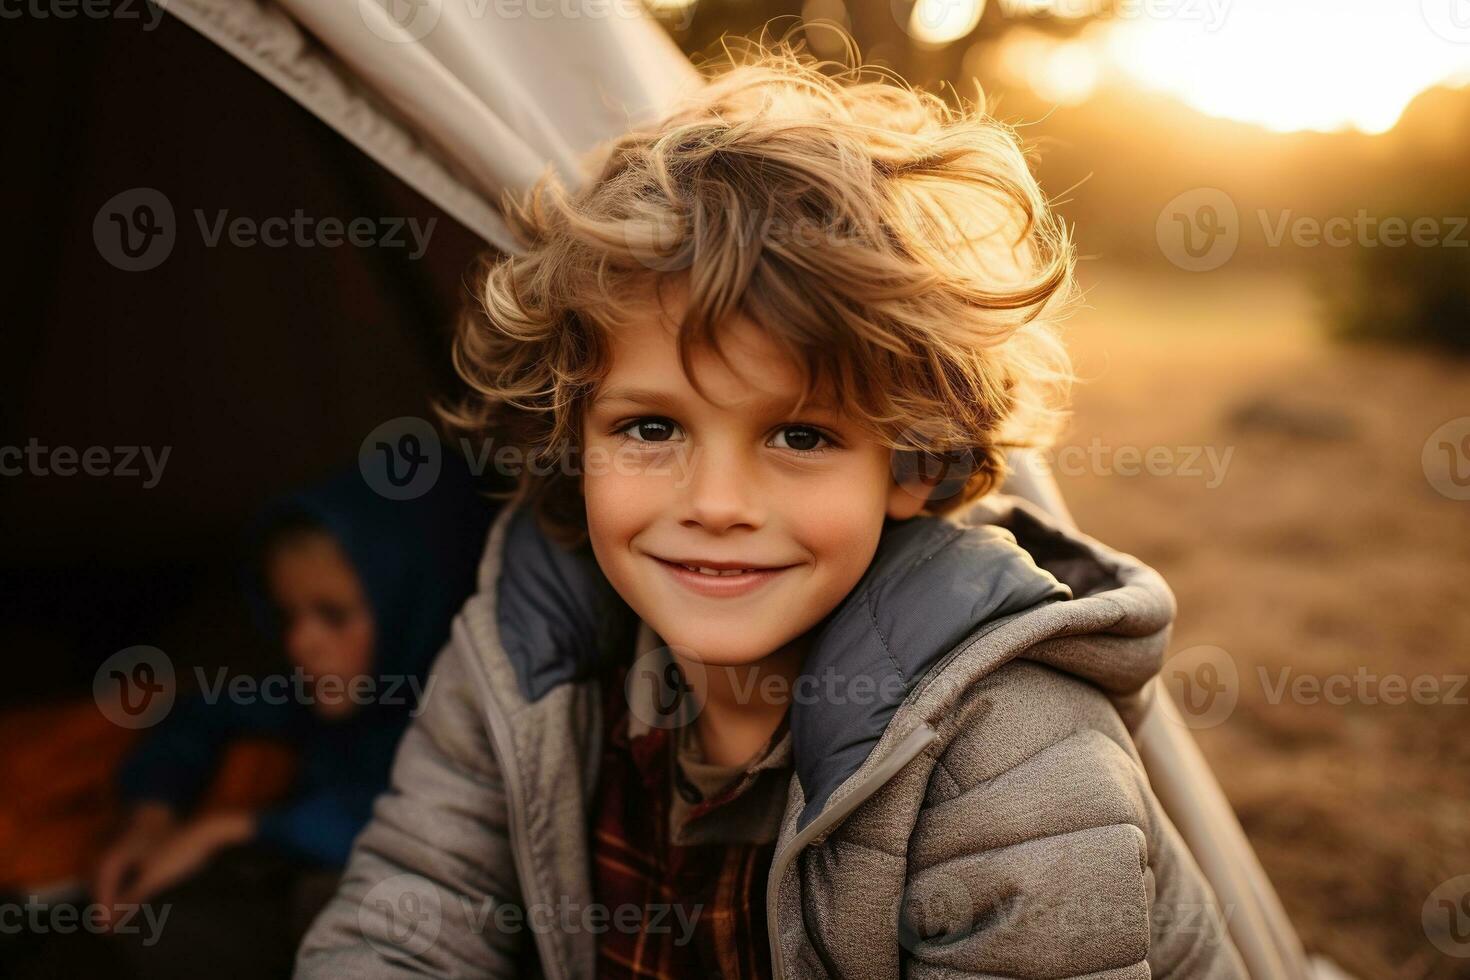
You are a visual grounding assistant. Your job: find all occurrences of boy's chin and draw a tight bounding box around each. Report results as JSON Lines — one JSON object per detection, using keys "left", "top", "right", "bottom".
{"left": 655, "top": 627, "right": 805, "bottom": 670}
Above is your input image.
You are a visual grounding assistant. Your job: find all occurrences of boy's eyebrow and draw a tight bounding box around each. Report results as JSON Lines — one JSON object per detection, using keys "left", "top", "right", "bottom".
{"left": 590, "top": 386, "right": 682, "bottom": 410}
{"left": 591, "top": 385, "right": 843, "bottom": 416}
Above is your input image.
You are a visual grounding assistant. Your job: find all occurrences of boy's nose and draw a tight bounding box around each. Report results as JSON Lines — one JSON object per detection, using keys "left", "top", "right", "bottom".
{"left": 285, "top": 622, "right": 326, "bottom": 665}
{"left": 678, "top": 444, "right": 763, "bottom": 533}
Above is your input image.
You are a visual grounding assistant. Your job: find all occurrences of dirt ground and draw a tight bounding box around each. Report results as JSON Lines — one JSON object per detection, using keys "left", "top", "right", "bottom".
{"left": 1050, "top": 265, "right": 1470, "bottom": 978}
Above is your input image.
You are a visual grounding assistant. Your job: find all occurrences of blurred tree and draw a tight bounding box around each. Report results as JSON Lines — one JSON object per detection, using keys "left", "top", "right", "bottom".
{"left": 647, "top": 0, "right": 1116, "bottom": 101}
{"left": 1325, "top": 214, "right": 1470, "bottom": 355}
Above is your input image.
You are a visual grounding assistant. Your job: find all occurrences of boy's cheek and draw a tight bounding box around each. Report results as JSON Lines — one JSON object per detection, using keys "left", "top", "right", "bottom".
{"left": 582, "top": 464, "right": 669, "bottom": 534}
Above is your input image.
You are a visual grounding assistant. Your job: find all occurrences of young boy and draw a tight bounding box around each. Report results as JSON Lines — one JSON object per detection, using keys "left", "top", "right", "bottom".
{"left": 60, "top": 461, "right": 492, "bottom": 980}
{"left": 298, "top": 45, "right": 1245, "bottom": 979}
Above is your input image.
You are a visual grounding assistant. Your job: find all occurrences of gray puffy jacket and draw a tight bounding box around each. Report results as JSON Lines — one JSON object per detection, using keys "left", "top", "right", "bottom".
{"left": 296, "top": 493, "right": 1248, "bottom": 979}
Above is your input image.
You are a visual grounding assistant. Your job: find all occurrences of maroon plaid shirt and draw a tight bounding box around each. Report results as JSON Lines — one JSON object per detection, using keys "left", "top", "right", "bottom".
{"left": 589, "top": 657, "right": 791, "bottom": 980}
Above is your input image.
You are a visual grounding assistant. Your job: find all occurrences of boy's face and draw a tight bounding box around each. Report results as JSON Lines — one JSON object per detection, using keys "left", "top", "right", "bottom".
{"left": 266, "top": 532, "right": 375, "bottom": 718}
{"left": 581, "top": 281, "right": 927, "bottom": 667}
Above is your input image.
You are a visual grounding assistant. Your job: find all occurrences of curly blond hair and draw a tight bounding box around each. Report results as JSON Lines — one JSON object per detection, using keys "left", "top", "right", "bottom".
{"left": 443, "top": 37, "right": 1077, "bottom": 547}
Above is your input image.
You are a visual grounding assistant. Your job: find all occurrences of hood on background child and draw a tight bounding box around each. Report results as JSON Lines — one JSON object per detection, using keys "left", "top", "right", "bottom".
{"left": 118, "top": 454, "right": 495, "bottom": 866}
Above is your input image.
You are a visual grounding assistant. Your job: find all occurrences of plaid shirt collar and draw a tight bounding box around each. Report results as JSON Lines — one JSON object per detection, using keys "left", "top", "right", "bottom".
{"left": 623, "top": 621, "right": 792, "bottom": 846}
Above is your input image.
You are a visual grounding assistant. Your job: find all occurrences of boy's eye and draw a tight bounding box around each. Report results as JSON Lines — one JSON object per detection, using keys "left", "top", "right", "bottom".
{"left": 770, "top": 425, "right": 831, "bottom": 453}
{"left": 619, "top": 418, "right": 682, "bottom": 443}
{"left": 614, "top": 418, "right": 835, "bottom": 453}
{"left": 315, "top": 602, "right": 355, "bottom": 628}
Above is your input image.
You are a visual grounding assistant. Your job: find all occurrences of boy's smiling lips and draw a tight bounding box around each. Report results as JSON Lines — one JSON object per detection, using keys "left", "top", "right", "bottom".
{"left": 646, "top": 553, "right": 800, "bottom": 598}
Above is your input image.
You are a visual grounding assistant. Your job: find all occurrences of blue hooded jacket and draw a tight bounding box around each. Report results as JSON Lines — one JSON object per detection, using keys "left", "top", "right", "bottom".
{"left": 118, "top": 457, "right": 495, "bottom": 866}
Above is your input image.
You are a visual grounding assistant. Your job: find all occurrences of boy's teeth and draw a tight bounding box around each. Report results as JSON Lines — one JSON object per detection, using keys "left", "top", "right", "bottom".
{"left": 680, "top": 563, "right": 752, "bottom": 576}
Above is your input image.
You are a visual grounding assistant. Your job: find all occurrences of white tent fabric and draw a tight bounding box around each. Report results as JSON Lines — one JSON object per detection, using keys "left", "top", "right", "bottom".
{"left": 164, "top": 0, "right": 699, "bottom": 252}
{"left": 161, "top": 3, "right": 1315, "bottom": 976}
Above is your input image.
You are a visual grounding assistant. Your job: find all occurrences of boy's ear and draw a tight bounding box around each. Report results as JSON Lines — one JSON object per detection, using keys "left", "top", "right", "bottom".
{"left": 886, "top": 476, "right": 930, "bottom": 521}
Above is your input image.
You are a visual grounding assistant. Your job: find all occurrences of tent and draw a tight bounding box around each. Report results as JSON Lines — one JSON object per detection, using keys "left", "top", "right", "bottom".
{"left": 158, "top": 1, "right": 1314, "bottom": 976}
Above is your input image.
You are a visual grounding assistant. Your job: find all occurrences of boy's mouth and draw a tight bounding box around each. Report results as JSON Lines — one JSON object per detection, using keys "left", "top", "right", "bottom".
{"left": 649, "top": 555, "right": 798, "bottom": 598}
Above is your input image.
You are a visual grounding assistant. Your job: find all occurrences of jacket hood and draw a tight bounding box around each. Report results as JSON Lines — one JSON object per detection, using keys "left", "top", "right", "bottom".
{"left": 247, "top": 455, "right": 495, "bottom": 690}
{"left": 490, "top": 492, "right": 1175, "bottom": 827}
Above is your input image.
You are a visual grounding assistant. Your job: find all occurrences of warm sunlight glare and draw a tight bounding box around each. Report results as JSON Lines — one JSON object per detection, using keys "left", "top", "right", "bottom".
{"left": 997, "top": 30, "right": 1102, "bottom": 103}
{"left": 1102, "top": 0, "right": 1470, "bottom": 133}
{"left": 910, "top": 0, "right": 986, "bottom": 46}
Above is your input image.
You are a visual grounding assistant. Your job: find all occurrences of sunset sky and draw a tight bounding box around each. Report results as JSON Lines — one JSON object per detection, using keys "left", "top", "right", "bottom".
{"left": 912, "top": 0, "right": 1470, "bottom": 132}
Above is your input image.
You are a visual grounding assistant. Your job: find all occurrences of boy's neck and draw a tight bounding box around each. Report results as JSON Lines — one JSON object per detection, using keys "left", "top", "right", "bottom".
{"left": 674, "top": 636, "right": 808, "bottom": 769}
